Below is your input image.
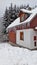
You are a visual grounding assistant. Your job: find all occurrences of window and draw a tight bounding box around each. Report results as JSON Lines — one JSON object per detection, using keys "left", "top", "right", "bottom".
{"left": 34, "top": 36, "right": 36, "bottom": 40}
{"left": 20, "top": 32, "right": 24, "bottom": 40}
{"left": 34, "top": 36, "right": 37, "bottom": 46}
{"left": 34, "top": 42, "right": 36, "bottom": 46}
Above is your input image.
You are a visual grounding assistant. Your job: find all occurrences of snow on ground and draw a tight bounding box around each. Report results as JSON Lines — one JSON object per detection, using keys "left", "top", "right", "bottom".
{"left": 0, "top": 43, "right": 37, "bottom": 65}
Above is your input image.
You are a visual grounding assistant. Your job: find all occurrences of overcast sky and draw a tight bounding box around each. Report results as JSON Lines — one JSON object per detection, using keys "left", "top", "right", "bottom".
{"left": 0, "top": 0, "right": 37, "bottom": 17}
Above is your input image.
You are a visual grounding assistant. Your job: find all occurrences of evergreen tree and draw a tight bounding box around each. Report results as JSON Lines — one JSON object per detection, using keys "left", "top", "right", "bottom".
{"left": 8, "top": 3, "right": 13, "bottom": 23}
{"left": 9, "top": 4, "right": 18, "bottom": 23}
{"left": 3, "top": 7, "right": 9, "bottom": 34}
{"left": 13, "top": 5, "right": 18, "bottom": 19}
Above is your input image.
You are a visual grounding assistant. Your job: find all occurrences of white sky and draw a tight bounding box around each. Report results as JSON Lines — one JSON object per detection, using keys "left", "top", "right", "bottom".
{"left": 0, "top": 0, "right": 37, "bottom": 17}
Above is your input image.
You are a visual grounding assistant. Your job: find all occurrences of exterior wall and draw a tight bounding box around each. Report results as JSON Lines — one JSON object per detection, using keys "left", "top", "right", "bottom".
{"left": 30, "top": 29, "right": 37, "bottom": 49}
{"left": 30, "top": 15, "right": 37, "bottom": 28}
{"left": 8, "top": 31, "right": 16, "bottom": 43}
{"left": 16, "top": 29, "right": 32, "bottom": 49}
{"left": 16, "top": 29, "right": 37, "bottom": 49}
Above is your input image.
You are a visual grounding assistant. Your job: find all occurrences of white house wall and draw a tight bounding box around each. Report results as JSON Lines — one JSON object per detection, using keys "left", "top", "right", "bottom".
{"left": 16, "top": 29, "right": 37, "bottom": 49}
{"left": 30, "top": 29, "right": 37, "bottom": 49}
{"left": 16, "top": 29, "right": 32, "bottom": 49}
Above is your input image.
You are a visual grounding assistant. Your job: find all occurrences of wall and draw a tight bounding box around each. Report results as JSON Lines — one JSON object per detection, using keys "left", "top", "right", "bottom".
{"left": 16, "top": 29, "right": 32, "bottom": 48}
{"left": 30, "top": 29, "right": 37, "bottom": 49}
{"left": 16, "top": 29, "right": 37, "bottom": 49}
{"left": 8, "top": 31, "right": 16, "bottom": 43}
{"left": 30, "top": 15, "right": 37, "bottom": 28}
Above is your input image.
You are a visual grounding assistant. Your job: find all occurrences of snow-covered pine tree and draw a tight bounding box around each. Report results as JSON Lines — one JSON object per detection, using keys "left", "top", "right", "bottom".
{"left": 8, "top": 4, "right": 18, "bottom": 24}
{"left": 8, "top": 3, "right": 13, "bottom": 23}
{"left": 3, "top": 3, "right": 19, "bottom": 34}
{"left": 16, "top": 6, "right": 20, "bottom": 17}
{"left": 13, "top": 5, "right": 18, "bottom": 19}
{"left": 3, "top": 7, "right": 9, "bottom": 34}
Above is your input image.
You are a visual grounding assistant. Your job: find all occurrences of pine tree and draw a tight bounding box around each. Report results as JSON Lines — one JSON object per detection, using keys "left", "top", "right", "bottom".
{"left": 3, "top": 7, "right": 9, "bottom": 34}
{"left": 4, "top": 7, "right": 9, "bottom": 27}
{"left": 8, "top": 4, "right": 18, "bottom": 23}
{"left": 8, "top": 3, "right": 14, "bottom": 23}
{"left": 13, "top": 5, "right": 18, "bottom": 19}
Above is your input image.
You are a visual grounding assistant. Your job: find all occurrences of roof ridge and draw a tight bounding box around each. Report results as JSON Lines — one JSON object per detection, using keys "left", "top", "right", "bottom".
{"left": 20, "top": 7, "right": 37, "bottom": 14}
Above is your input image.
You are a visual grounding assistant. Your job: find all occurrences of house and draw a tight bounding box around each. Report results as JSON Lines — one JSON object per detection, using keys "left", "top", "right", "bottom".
{"left": 7, "top": 8, "right": 37, "bottom": 49}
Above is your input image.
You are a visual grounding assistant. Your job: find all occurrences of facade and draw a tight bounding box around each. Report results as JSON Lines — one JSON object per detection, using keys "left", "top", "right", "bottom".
{"left": 16, "top": 29, "right": 37, "bottom": 49}
{"left": 7, "top": 8, "right": 37, "bottom": 49}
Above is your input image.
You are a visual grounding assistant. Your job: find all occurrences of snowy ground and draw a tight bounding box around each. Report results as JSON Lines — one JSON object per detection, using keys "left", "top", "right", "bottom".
{"left": 0, "top": 43, "right": 37, "bottom": 65}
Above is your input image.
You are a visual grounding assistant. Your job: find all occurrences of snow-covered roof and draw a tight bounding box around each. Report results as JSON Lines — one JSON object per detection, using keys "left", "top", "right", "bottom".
{"left": 20, "top": 9, "right": 32, "bottom": 14}
{"left": 21, "top": 7, "right": 37, "bottom": 14}
{"left": 7, "top": 13, "right": 36, "bottom": 30}
{"left": 7, "top": 8, "right": 37, "bottom": 30}
{"left": 7, "top": 17, "right": 20, "bottom": 29}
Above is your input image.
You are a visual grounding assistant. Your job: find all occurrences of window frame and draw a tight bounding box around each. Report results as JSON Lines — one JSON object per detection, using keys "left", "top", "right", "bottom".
{"left": 34, "top": 36, "right": 37, "bottom": 47}
{"left": 20, "top": 32, "right": 24, "bottom": 41}
{"left": 34, "top": 36, "right": 36, "bottom": 40}
{"left": 34, "top": 42, "right": 36, "bottom": 46}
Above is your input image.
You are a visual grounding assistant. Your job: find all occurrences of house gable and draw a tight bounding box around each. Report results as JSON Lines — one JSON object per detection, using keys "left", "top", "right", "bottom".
{"left": 19, "top": 11, "right": 30, "bottom": 23}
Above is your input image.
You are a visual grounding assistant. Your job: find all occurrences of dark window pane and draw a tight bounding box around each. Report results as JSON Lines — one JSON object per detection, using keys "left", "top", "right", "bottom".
{"left": 34, "top": 36, "right": 36, "bottom": 40}
{"left": 20, "top": 32, "right": 24, "bottom": 40}
{"left": 34, "top": 42, "right": 36, "bottom": 46}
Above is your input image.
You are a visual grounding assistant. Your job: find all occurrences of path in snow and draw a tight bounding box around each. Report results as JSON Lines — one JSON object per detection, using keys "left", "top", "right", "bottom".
{"left": 0, "top": 43, "right": 37, "bottom": 65}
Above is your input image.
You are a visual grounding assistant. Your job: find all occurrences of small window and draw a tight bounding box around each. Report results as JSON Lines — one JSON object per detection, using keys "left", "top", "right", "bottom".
{"left": 20, "top": 32, "right": 24, "bottom": 40}
{"left": 34, "top": 42, "right": 36, "bottom": 46}
{"left": 34, "top": 36, "right": 36, "bottom": 40}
